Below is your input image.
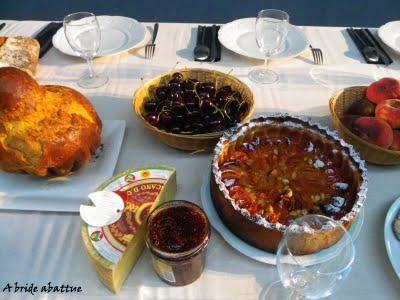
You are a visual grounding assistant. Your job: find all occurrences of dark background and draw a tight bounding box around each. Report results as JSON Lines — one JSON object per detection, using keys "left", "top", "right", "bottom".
{"left": 1, "top": 0, "right": 399, "bottom": 27}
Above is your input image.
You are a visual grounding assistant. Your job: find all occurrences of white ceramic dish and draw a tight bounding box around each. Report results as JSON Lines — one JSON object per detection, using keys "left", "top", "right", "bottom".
{"left": 201, "top": 169, "right": 364, "bottom": 265}
{"left": 384, "top": 196, "right": 400, "bottom": 278}
{"left": 378, "top": 21, "right": 400, "bottom": 54}
{"left": 218, "top": 18, "right": 308, "bottom": 60}
{"left": 0, "top": 120, "right": 126, "bottom": 212}
{"left": 53, "top": 16, "right": 148, "bottom": 57}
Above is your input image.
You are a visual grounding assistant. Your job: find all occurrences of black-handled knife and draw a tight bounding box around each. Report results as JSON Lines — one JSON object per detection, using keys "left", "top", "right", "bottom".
{"left": 210, "top": 25, "right": 218, "bottom": 62}
{"left": 34, "top": 22, "right": 62, "bottom": 58}
{"left": 0, "top": 23, "right": 6, "bottom": 32}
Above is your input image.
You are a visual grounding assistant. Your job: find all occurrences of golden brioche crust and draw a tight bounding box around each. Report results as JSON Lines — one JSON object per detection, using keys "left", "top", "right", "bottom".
{"left": 0, "top": 36, "right": 40, "bottom": 76}
{"left": 0, "top": 67, "right": 102, "bottom": 177}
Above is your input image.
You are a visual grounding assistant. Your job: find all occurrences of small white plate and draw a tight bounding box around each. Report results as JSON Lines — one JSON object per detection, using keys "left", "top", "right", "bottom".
{"left": 53, "top": 16, "right": 148, "bottom": 57}
{"left": 218, "top": 18, "right": 308, "bottom": 60}
{"left": 201, "top": 169, "right": 364, "bottom": 265}
{"left": 378, "top": 21, "right": 400, "bottom": 54}
{"left": 384, "top": 196, "right": 400, "bottom": 278}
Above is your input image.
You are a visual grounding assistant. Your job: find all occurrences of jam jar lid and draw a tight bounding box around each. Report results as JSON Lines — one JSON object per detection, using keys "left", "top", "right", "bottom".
{"left": 145, "top": 200, "right": 211, "bottom": 260}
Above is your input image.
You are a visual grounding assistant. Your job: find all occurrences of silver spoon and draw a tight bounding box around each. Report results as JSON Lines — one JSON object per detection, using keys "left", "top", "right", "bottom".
{"left": 362, "top": 46, "right": 380, "bottom": 63}
{"left": 194, "top": 26, "right": 210, "bottom": 61}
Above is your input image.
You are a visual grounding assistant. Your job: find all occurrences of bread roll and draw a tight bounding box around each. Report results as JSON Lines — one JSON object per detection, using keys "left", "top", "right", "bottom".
{"left": 0, "top": 36, "right": 40, "bottom": 76}
{"left": 0, "top": 67, "right": 102, "bottom": 177}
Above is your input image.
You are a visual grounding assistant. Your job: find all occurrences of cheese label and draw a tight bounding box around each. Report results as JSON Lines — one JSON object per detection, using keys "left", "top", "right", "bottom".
{"left": 86, "top": 168, "right": 173, "bottom": 264}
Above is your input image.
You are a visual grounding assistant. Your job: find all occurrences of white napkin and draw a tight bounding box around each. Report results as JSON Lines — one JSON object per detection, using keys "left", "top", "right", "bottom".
{"left": 0, "top": 120, "right": 125, "bottom": 212}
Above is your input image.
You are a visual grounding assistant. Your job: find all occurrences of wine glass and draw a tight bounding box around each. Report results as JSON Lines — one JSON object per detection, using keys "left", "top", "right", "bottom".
{"left": 63, "top": 12, "right": 108, "bottom": 88}
{"left": 248, "top": 9, "right": 289, "bottom": 84}
{"left": 264, "top": 214, "right": 355, "bottom": 299}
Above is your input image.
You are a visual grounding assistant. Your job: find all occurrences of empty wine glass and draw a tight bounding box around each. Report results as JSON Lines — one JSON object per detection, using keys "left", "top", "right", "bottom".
{"left": 248, "top": 9, "right": 289, "bottom": 84}
{"left": 264, "top": 214, "right": 355, "bottom": 299}
{"left": 63, "top": 12, "right": 108, "bottom": 88}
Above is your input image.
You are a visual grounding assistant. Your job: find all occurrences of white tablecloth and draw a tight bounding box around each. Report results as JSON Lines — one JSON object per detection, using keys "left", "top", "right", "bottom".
{"left": 0, "top": 20, "right": 400, "bottom": 300}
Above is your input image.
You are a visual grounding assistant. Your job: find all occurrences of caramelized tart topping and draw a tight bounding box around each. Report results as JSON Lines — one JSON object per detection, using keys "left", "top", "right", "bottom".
{"left": 218, "top": 133, "right": 356, "bottom": 225}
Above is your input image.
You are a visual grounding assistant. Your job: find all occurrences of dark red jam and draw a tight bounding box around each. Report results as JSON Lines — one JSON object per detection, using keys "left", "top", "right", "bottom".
{"left": 148, "top": 205, "right": 208, "bottom": 253}
{"left": 146, "top": 200, "right": 210, "bottom": 286}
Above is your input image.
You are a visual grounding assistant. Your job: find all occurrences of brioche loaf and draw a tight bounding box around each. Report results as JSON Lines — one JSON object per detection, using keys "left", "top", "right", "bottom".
{"left": 0, "top": 36, "right": 40, "bottom": 76}
{"left": 0, "top": 67, "right": 102, "bottom": 177}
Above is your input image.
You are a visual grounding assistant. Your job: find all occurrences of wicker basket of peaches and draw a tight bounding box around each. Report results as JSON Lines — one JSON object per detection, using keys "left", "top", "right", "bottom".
{"left": 133, "top": 69, "right": 254, "bottom": 151}
{"left": 329, "top": 77, "right": 400, "bottom": 165}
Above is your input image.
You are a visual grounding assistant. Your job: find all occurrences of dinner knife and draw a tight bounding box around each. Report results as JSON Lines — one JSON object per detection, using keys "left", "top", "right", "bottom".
{"left": 210, "top": 25, "right": 218, "bottom": 62}
{"left": 34, "top": 22, "right": 62, "bottom": 58}
{"left": 0, "top": 23, "right": 6, "bottom": 32}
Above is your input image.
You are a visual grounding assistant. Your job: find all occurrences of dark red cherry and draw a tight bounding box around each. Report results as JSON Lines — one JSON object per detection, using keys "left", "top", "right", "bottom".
{"left": 185, "top": 99, "right": 197, "bottom": 110}
{"left": 184, "top": 90, "right": 196, "bottom": 99}
{"left": 191, "top": 122, "right": 205, "bottom": 133}
{"left": 171, "top": 92, "right": 183, "bottom": 102}
{"left": 174, "top": 114, "right": 185, "bottom": 125}
{"left": 168, "top": 81, "right": 182, "bottom": 92}
{"left": 159, "top": 111, "right": 173, "bottom": 127}
{"left": 203, "top": 82, "right": 216, "bottom": 96}
{"left": 208, "top": 118, "right": 224, "bottom": 132}
{"left": 226, "top": 100, "right": 239, "bottom": 114}
{"left": 146, "top": 114, "right": 158, "bottom": 126}
{"left": 156, "top": 87, "right": 169, "bottom": 100}
{"left": 198, "top": 91, "right": 211, "bottom": 100}
{"left": 172, "top": 72, "right": 184, "bottom": 82}
{"left": 171, "top": 101, "right": 185, "bottom": 113}
{"left": 184, "top": 80, "right": 195, "bottom": 91}
{"left": 170, "top": 126, "right": 182, "bottom": 134}
{"left": 200, "top": 100, "right": 214, "bottom": 113}
{"left": 189, "top": 110, "right": 201, "bottom": 120}
{"left": 144, "top": 101, "right": 157, "bottom": 112}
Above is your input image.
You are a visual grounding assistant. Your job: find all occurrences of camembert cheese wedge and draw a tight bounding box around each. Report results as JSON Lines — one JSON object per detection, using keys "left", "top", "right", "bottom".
{"left": 81, "top": 165, "right": 177, "bottom": 293}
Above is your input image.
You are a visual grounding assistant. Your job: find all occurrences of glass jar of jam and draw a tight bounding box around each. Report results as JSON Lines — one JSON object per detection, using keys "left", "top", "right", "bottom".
{"left": 145, "top": 200, "right": 211, "bottom": 286}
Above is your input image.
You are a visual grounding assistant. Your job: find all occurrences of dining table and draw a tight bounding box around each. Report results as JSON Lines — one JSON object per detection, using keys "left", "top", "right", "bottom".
{"left": 0, "top": 19, "right": 400, "bottom": 300}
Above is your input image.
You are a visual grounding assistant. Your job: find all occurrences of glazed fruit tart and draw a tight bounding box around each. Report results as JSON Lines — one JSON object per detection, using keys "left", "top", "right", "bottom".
{"left": 210, "top": 115, "right": 368, "bottom": 254}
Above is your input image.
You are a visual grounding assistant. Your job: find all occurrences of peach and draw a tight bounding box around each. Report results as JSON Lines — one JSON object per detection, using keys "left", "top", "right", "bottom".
{"left": 390, "top": 130, "right": 400, "bottom": 151}
{"left": 353, "top": 117, "right": 393, "bottom": 148}
{"left": 375, "top": 99, "right": 400, "bottom": 128}
{"left": 367, "top": 77, "right": 400, "bottom": 104}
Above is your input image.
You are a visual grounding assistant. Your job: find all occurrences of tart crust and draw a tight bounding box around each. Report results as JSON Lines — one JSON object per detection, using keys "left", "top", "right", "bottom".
{"left": 211, "top": 115, "right": 367, "bottom": 254}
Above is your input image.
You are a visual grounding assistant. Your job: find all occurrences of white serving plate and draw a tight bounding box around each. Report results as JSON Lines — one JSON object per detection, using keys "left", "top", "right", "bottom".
{"left": 218, "top": 18, "right": 308, "bottom": 60}
{"left": 201, "top": 169, "right": 364, "bottom": 265}
{"left": 378, "top": 21, "right": 400, "bottom": 54}
{"left": 53, "top": 15, "right": 148, "bottom": 57}
{"left": 0, "top": 120, "right": 125, "bottom": 212}
{"left": 384, "top": 195, "right": 400, "bottom": 278}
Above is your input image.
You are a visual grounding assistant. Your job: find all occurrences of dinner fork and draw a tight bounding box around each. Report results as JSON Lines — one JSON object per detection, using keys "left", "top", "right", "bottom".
{"left": 145, "top": 23, "right": 159, "bottom": 59}
{"left": 309, "top": 45, "right": 323, "bottom": 65}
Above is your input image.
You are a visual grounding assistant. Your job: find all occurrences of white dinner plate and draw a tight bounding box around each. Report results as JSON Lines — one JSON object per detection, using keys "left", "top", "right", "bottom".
{"left": 218, "top": 18, "right": 308, "bottom": 60}
{"left": 378, "top": 21, "right": 400, "bottom": 54}
{"left": 53, "top": 15, "right": 148, "bottom": 57}
{"left": 384, "top": 196, "right": 400, "bottom": 279}
{"left": 201, "top": 169, "right": 364, "bottom": 265}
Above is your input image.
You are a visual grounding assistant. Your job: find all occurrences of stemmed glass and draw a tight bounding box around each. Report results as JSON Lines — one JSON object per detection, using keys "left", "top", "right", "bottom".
{"left": 248, "top": 9, "right": 289, "bottom": 84}
{"left": 63, "top": 12, "right": 108, "bottom": 88}
{"left": 264, "top": 214, "right": 355, "bottom": 299}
